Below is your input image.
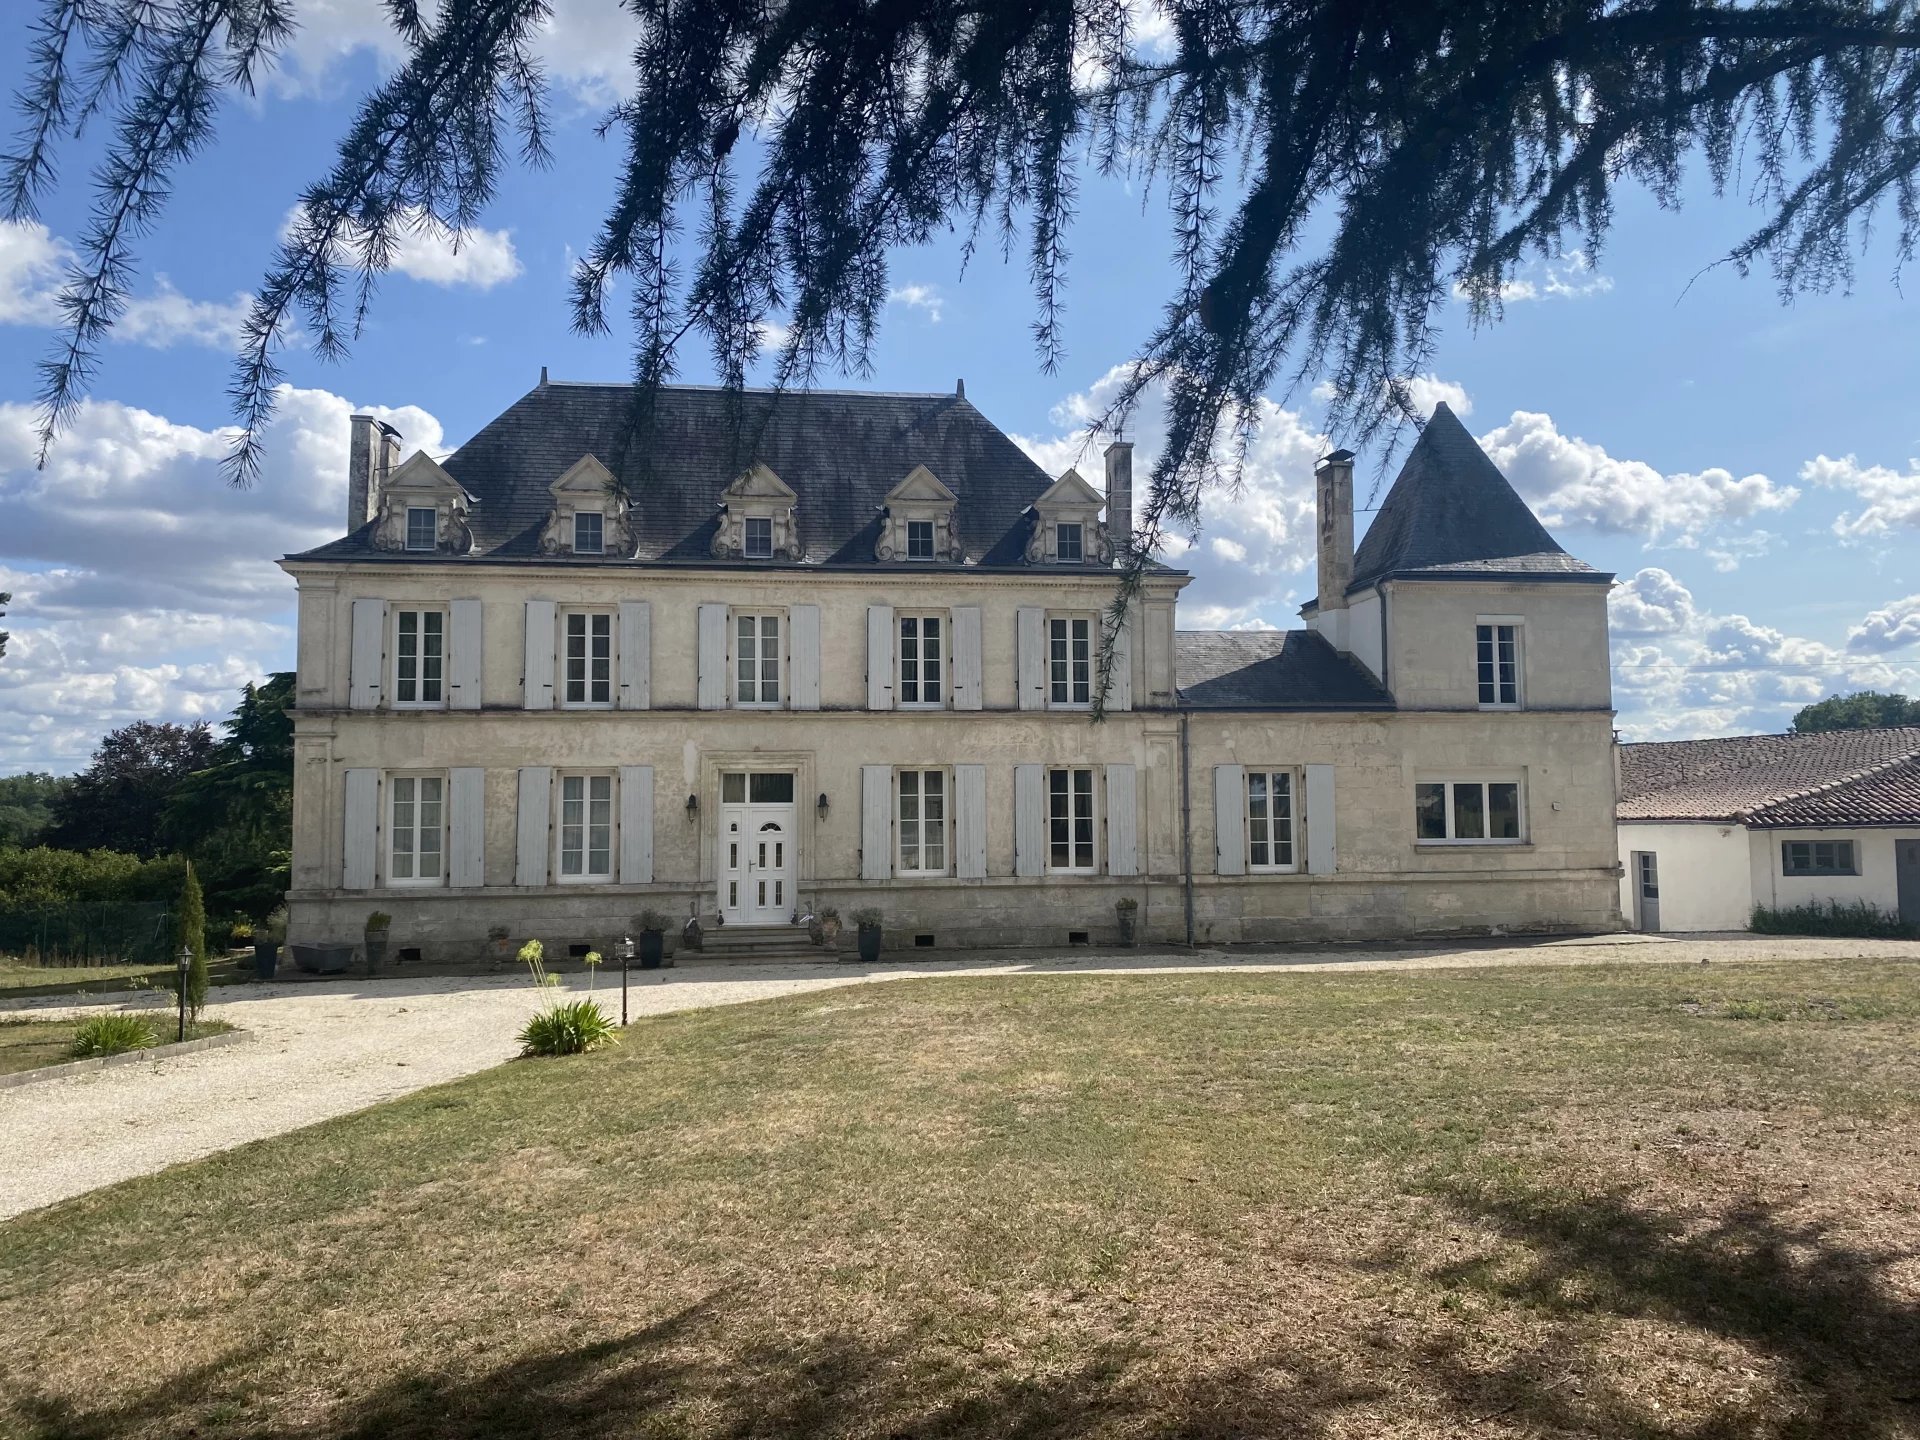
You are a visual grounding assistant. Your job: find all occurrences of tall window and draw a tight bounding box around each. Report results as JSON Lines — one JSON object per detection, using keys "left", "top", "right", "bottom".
{"left": 907, "top": 520, "right": 935, "bottom": 560}
{"left": 898, "top": 770, "right": 948, "bottom": 875}
{"left": 898, "top": 614, "right": 944, "bottom": 705}
{"left": 393, "top": 609, "right": 444, "bottom": 706}
{"left": 558, "top": 774, "right": 613, "bottom": 880}
{"left": 1056, "top": 521, "right": 1084, "bottom": 562}
{"left": 744, "top": 516, "right": 774, "bottom": 559}
{"left": 1048, "top": 767, "right": 1096, "bottom": 872}
{"left": 574, "top": 510, "right": 604, "bottom": 555}
{"left": 1247, "top": 771, "right": 1296, "bottom": 871}
{"left": 1476, "top": 622, "right": 1521, "bottom": 707}
{"left": 1415, "top": 778, "right": 1524, "bottom": 843}
{"left": 1782, "top": 840, "right": 1857, "bottom": 876}
{"left": 735, "top": 613, "right": 782, "bottom": 704}
{"left": 1048, "top": 616, "right": 1092, "bottom": 707}
{"left": 563, "top": 611, "right": 612, "bottom": 707}
{"left": 405, "top": 506, "right": 436, "bottom": 551}
{"left": 389, "top": 775, "right": 444, "bottom": 884}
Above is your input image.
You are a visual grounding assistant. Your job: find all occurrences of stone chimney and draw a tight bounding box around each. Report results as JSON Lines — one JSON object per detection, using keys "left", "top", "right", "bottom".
{"left": 378, "top": 421, "right": 402, "bottom": 487}
{"left": 347, "top": 414, "right": 377, "bottom": 534}
{"left": 1103, "top": 439, "right": 1133, "bottom": 555}
{"left": 1314, "top": 448, "right": 1355, "bottom": 615}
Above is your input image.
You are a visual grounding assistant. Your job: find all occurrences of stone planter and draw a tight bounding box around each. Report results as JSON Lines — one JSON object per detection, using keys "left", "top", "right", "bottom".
{"left": 856, "top": 924, "right": 882, "bottom": 963}
{"left": 639, "top": 931, "right": 665, "bottom": 969}
{"left": 290, "top": 942, "right": 354, "bottom": 975}
{"left": 364, "top": 933, "right": 390, "bottom": 975}
{"left": 252, "top": 941, "right": 280, "bottom": 979}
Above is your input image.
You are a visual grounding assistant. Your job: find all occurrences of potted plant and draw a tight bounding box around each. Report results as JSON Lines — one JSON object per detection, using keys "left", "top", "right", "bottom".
{"left": 254, "top": 906, "right": 286, "bottom": 980}
{"left": 1115, "top": 896, "right": 1139, "bottom": 947}
{"left": 485, "top": 924, "right": 513, "bottom": 965}
{"left": 818, "top": 906, "right": 842, "bottom": 945}
{"left": 635, "top": 910, "right": 669, "bottom": 969}
{"left": 851, "top": 907, "right": 883, "bottom": 963}
{"left": 364, "top": 911, "right": 392, "bottom": 975}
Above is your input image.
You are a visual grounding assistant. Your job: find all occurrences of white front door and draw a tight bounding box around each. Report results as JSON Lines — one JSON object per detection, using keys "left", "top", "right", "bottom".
{"left": 719, "top": 771, "right": 796, "bottom": 926}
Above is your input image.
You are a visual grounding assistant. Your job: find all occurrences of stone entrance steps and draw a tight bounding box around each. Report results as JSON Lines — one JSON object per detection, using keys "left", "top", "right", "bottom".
{"left": 691, "top": 924, "right": 828, "bottom": 963}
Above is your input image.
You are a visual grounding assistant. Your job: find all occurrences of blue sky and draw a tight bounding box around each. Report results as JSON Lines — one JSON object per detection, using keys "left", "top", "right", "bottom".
{"left": 3, "top": 2, "right": 1919, "bottom": 774}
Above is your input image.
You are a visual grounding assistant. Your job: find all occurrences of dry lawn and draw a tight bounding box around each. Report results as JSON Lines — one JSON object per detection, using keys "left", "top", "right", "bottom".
{"left": 1, "top": 958, "right": 1917, "bottom": 1439}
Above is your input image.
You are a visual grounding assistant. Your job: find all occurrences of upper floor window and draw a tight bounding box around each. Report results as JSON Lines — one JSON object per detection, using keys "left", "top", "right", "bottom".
{"left": 898, "top": 769, "right": 948, "bottom": 876}
{"left": 907, "top": 520, "right": 936, "bottom": 560}
{"left": 574, "top": 510, "right": 604, "bottom": 555}
{"left": 557, "top": 773, "right": 614, "bottom": 881}
{"left": 1048, "top": 767, "right": 1097, "bottom": 872}
{"left": 405, "top": 506, "right": 437, "bottom": 552}
{"left": 1055, "top": 522, "right": 1084, "bottom": 563}
{"left": 389, "top": 773, "right": 445, "bottom": 885}
{"left": 1048, "top": 616, "right": 1093, "bottom": 707}
{"left": 393, "top": 608, "right": 445, "bottom": 707}
{"left": 1783, "top": 839, "right": 1857, "bottom": 876}
{"left": 562, "top": 611, "right": 612, "bottom": 707}
{"left": 1247, "top": 771, "right": 1296, "bottom": 872}
{"left": 1415, "top": 777, "right": 1524, "bottom": 844}
{"left": 735, "top": 612, "right": 782, "bottom": 705}
{"left": 899, "top": 614, "right": 944, "bottom": 706}
{"left": 1476, "top": 621, "right": 1521, "bottom": 708}
{"left": 744, "top": 516, "right": 774, "bottom": 560}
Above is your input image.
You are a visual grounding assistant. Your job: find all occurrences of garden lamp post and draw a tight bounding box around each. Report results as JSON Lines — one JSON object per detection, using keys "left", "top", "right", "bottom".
{"left": 176, "top": 944, "right": 191, "bottom": 1043}
{"left": 618, "top": 936, "right": 634, "bottom": 1026}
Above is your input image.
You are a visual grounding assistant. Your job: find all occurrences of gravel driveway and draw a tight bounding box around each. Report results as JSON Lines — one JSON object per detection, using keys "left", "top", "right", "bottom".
{"left": 4, "top": 931, "right": 1915, "bottom": 1222}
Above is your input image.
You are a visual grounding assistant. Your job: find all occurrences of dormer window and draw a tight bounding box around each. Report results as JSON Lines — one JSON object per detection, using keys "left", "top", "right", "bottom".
{"left": 907, "top": 520, "right": 936, "bottom": 561}
{"left": 878, "top": 465, "right": 960, "bottom": 563}
{"left": 1026, "top": 468, "right": 1111, "bottom": 565}
{"left": 1056, "top": 522, "right": 1084, "bottom": 563}
{"left": 538, "top": 455, "right": 630, "bottom": 559}
{"left": 744, "top": 516, "right": 774, "bottom": 559}
{"left": 574, "top": 510, "right": 604, "bottom": 555}
{"left": 405, "top": 506, "right": 437, "bottom": 552}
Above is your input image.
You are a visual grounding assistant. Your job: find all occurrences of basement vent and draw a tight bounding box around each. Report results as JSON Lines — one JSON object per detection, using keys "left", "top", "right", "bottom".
{"left": 914, "top": 933, "right": 935, "bottom": 948}
{"left": 1068, "top": 930, "right": 1090, "bottom": 946}
{"left": 397, "top": 946, "right": 422, "bottom": 964}
{"left": 567, "top": 943, "right": 591, "bottom": 958}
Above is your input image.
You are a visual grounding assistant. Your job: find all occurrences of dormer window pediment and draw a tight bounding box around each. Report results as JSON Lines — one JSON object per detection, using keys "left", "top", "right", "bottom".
{"left": 711, "top": 462, "right": 802, "bottom": 561}
{"left": 538, "top": 455, "right": 630, "bottom": 558}
{"left": 878, "top": 464, "right": 961, "bottom": 562}
{"left": 1026, "top": 467, "right": 1111, "bottom": 565}
{"left": 373, "top": 452, "right": 474, "bottom": 554}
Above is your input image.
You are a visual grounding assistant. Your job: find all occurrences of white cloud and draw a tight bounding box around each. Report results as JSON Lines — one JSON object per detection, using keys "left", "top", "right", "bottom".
{"left": 116, "top": 278, "right": 252, "bottom": 349}
{"left": 0, "top": 222, "right": 249, "bottom": 349}
{"left": 0, "top": 220, "right": 69, "bottom": 325}
{"left": 887, "top": 284, "right": 944, "bottom": 323}
{"left": 1703, "top": 530, "right": 1776, "bottom": 573}
{"left": 286, "top": 205, "right": 523, "bottom": 290}
{"left": 1847, "top": 594, "right": 1920, "bottom": 654}
{"left": 1801, "top": 453, "right": 1920, "bottom": 541}
{"left": 1456, "top": 250, "right": 1614, "bottom": 304}
{"left": 1479, "top": 410, "right": 1798, "bottom": 542}
{"left": 1400, "top": 374, "right": 1471, "bottom": 418}
{"left": 0, "top": 385, "right": 442, "bottom": 774}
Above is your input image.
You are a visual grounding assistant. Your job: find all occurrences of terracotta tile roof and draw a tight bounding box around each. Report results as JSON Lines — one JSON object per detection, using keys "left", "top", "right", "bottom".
{"left": 1175, "top": 630, "right": 1393, "bottom": 709}
{"left": 1618, "top": 727, "right": 1920, "bottom": 825}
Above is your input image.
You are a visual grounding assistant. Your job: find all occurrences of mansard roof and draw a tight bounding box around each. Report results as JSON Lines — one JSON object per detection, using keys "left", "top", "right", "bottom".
{"left": 292, "top": 380, "right": 1078, "bottom": 567}
{"left": 1175, "top": 629, "right": 1393, "bottom": 710}
{"left": 1347, "top": 403, "right": 1603, "bottom": 591}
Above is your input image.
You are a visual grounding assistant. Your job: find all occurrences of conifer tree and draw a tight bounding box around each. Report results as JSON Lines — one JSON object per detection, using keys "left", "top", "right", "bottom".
{"left": 175, "top": 861, "right": 208, "bottom": 1023}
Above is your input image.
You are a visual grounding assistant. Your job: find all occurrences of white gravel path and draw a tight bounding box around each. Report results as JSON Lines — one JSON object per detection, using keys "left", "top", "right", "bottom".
{"left": 3, "top": 931, "right": 1915, "bottom": 1222}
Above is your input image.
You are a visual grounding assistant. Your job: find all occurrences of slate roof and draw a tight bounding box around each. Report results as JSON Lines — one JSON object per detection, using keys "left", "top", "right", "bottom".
{"left": 1346, "top": 403, "right": 1605, "bottom": 593}
{"left": 1175, "top": 630, "right": 1393, "bottom": 710}
{"left": 1618, "top": 727, "right": 1920, "bottom": 826}
{"left": 291, "top": 381, "right": 1074, "bottom": 567}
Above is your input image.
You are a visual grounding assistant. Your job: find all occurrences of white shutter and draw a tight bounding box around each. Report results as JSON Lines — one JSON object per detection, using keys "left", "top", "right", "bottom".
{"left": 952, "top": 606, "right": 983, "bottom": 711}
{"left": 1214, "top": 764, "right": 1247, "bottom": 876}
{"left": 1305, "top": 764, "right": 1337, "bottom": 875}
{"left": 1106, "top": 609, "right": 1133, "bottom": 712}
{"left": 861, "top": 764, "right": 892, "bottom": 881}
{"left": 697, "top": 603, "right": 728, "bottom": 710}
{"left": 619, "top": 765, "right": 654, "bottom": 884}
{"left": 1106, "top": 763, "right": 1138, "bottom": 876}
{"left": 349, "top": 599, "right": 385, "bottom": 710}
{"left": 617, "top": 601, "right": 651, "bottom": 710}
{"left": 1013, "top": 764, "right": 1044, "bottom": 876}
{"left": 866, "top": 604, "right": 894, "bottom": 711}
{"left": 448, "top": 600, "right": 483, "bottom": 710}
{"left": 790, "top": 604, "right": 821, "bottom": 710}
{"left": 342, "top": 768, "right": 378, "bottom": 888}
{"left": 522, "top": 600, "right": 555, "bottom": 711}
{"left": 448, "top": 767, "right": 486, "bottom": 888}
{"left": 1016, "top": 607, "right": 1046, "bottom": 710}
{"left": 515, "top": 766, "right": 552, "bottom": 886}
{"left": 954, "top": 763, "right": 987, "bottom": 878}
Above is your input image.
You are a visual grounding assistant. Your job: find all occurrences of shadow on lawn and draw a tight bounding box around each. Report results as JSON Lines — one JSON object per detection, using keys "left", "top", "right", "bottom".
{"left": 1423, "top": 1180, "right": 1920, "bottom": 1437}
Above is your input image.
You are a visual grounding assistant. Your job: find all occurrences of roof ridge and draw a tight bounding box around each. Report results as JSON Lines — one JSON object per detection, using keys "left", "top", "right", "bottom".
{"left": 536, "top": 378, "right": 962, "bottom": 401}
{"left": 1739, "top": 741, "right": 1920, "bottom": 821}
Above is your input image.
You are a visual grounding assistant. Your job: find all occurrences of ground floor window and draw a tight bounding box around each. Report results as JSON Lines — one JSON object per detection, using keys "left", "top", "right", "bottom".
{"left": 1247, "top": 770, "right": 1296, "bottom": 871}
{"left": 1782, "top": 839, "right": 1857, "bottom": 876}
{"left": 1415, "top": 778, "right": 1523, "bottom": 843}
{"left": 558, "top": 773, "right": 613, "bottom": 880}
{"left": 898, "top": 769, "right": 948, "bottom": 875}
{"left": 389, "top": 774, "right": 445, "bottom": 884}
{"left": 1048, "top": 767, "right": 1096, "bottom": 872}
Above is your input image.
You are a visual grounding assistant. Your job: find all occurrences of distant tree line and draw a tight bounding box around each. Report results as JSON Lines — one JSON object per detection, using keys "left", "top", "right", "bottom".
{"left": 1791, "top": 692, "right": 1920, "bottom": 733}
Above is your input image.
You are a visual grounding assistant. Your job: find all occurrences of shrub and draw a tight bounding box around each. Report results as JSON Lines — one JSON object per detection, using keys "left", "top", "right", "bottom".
{"left": 519, "top": 1000, "right": 620, "bottom": 1056}
{"left": 634, "top": 909, "right": 671, "bottom": 933}
{"left": 850, "top": 907, "right": 882, "bottom": 929}
{"left": 228, "top": 916, "right": 254, "bottom": 945}
{"left": 176, "top": 863, "right": 208, "bottom": 1020}
{"left": 0, "top": 846, "right": 185, "bottom": 909}
{"left": 1750, "top": 899, "right": 1919, "bottom": 940}
{"left": 69, "top": 1013, "right": 157, "bottom": 1059}
{"left": 262, "top": 905, "right": 288, "bottom": 944}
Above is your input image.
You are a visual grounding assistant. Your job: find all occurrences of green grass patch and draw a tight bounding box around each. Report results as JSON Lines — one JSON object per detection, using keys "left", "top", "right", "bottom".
{"left": 1, "top": 958, "right": 1917, "bottom": 1439}
{"left": 1751, "top": 898, "right": 1920, "bottom": 939}
{"left": 0, "top": 1014, "right": 232, "bottom": 1075}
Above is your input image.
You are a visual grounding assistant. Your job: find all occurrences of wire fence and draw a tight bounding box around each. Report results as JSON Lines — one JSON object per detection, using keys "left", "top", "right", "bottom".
{"left": 0, "top": 903, "right": 175, "bottom": 967}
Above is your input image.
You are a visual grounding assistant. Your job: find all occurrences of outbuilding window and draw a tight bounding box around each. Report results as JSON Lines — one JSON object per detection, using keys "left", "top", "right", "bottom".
{"left": 1782, "top": 839, "right": 1857, "bottom": 876}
